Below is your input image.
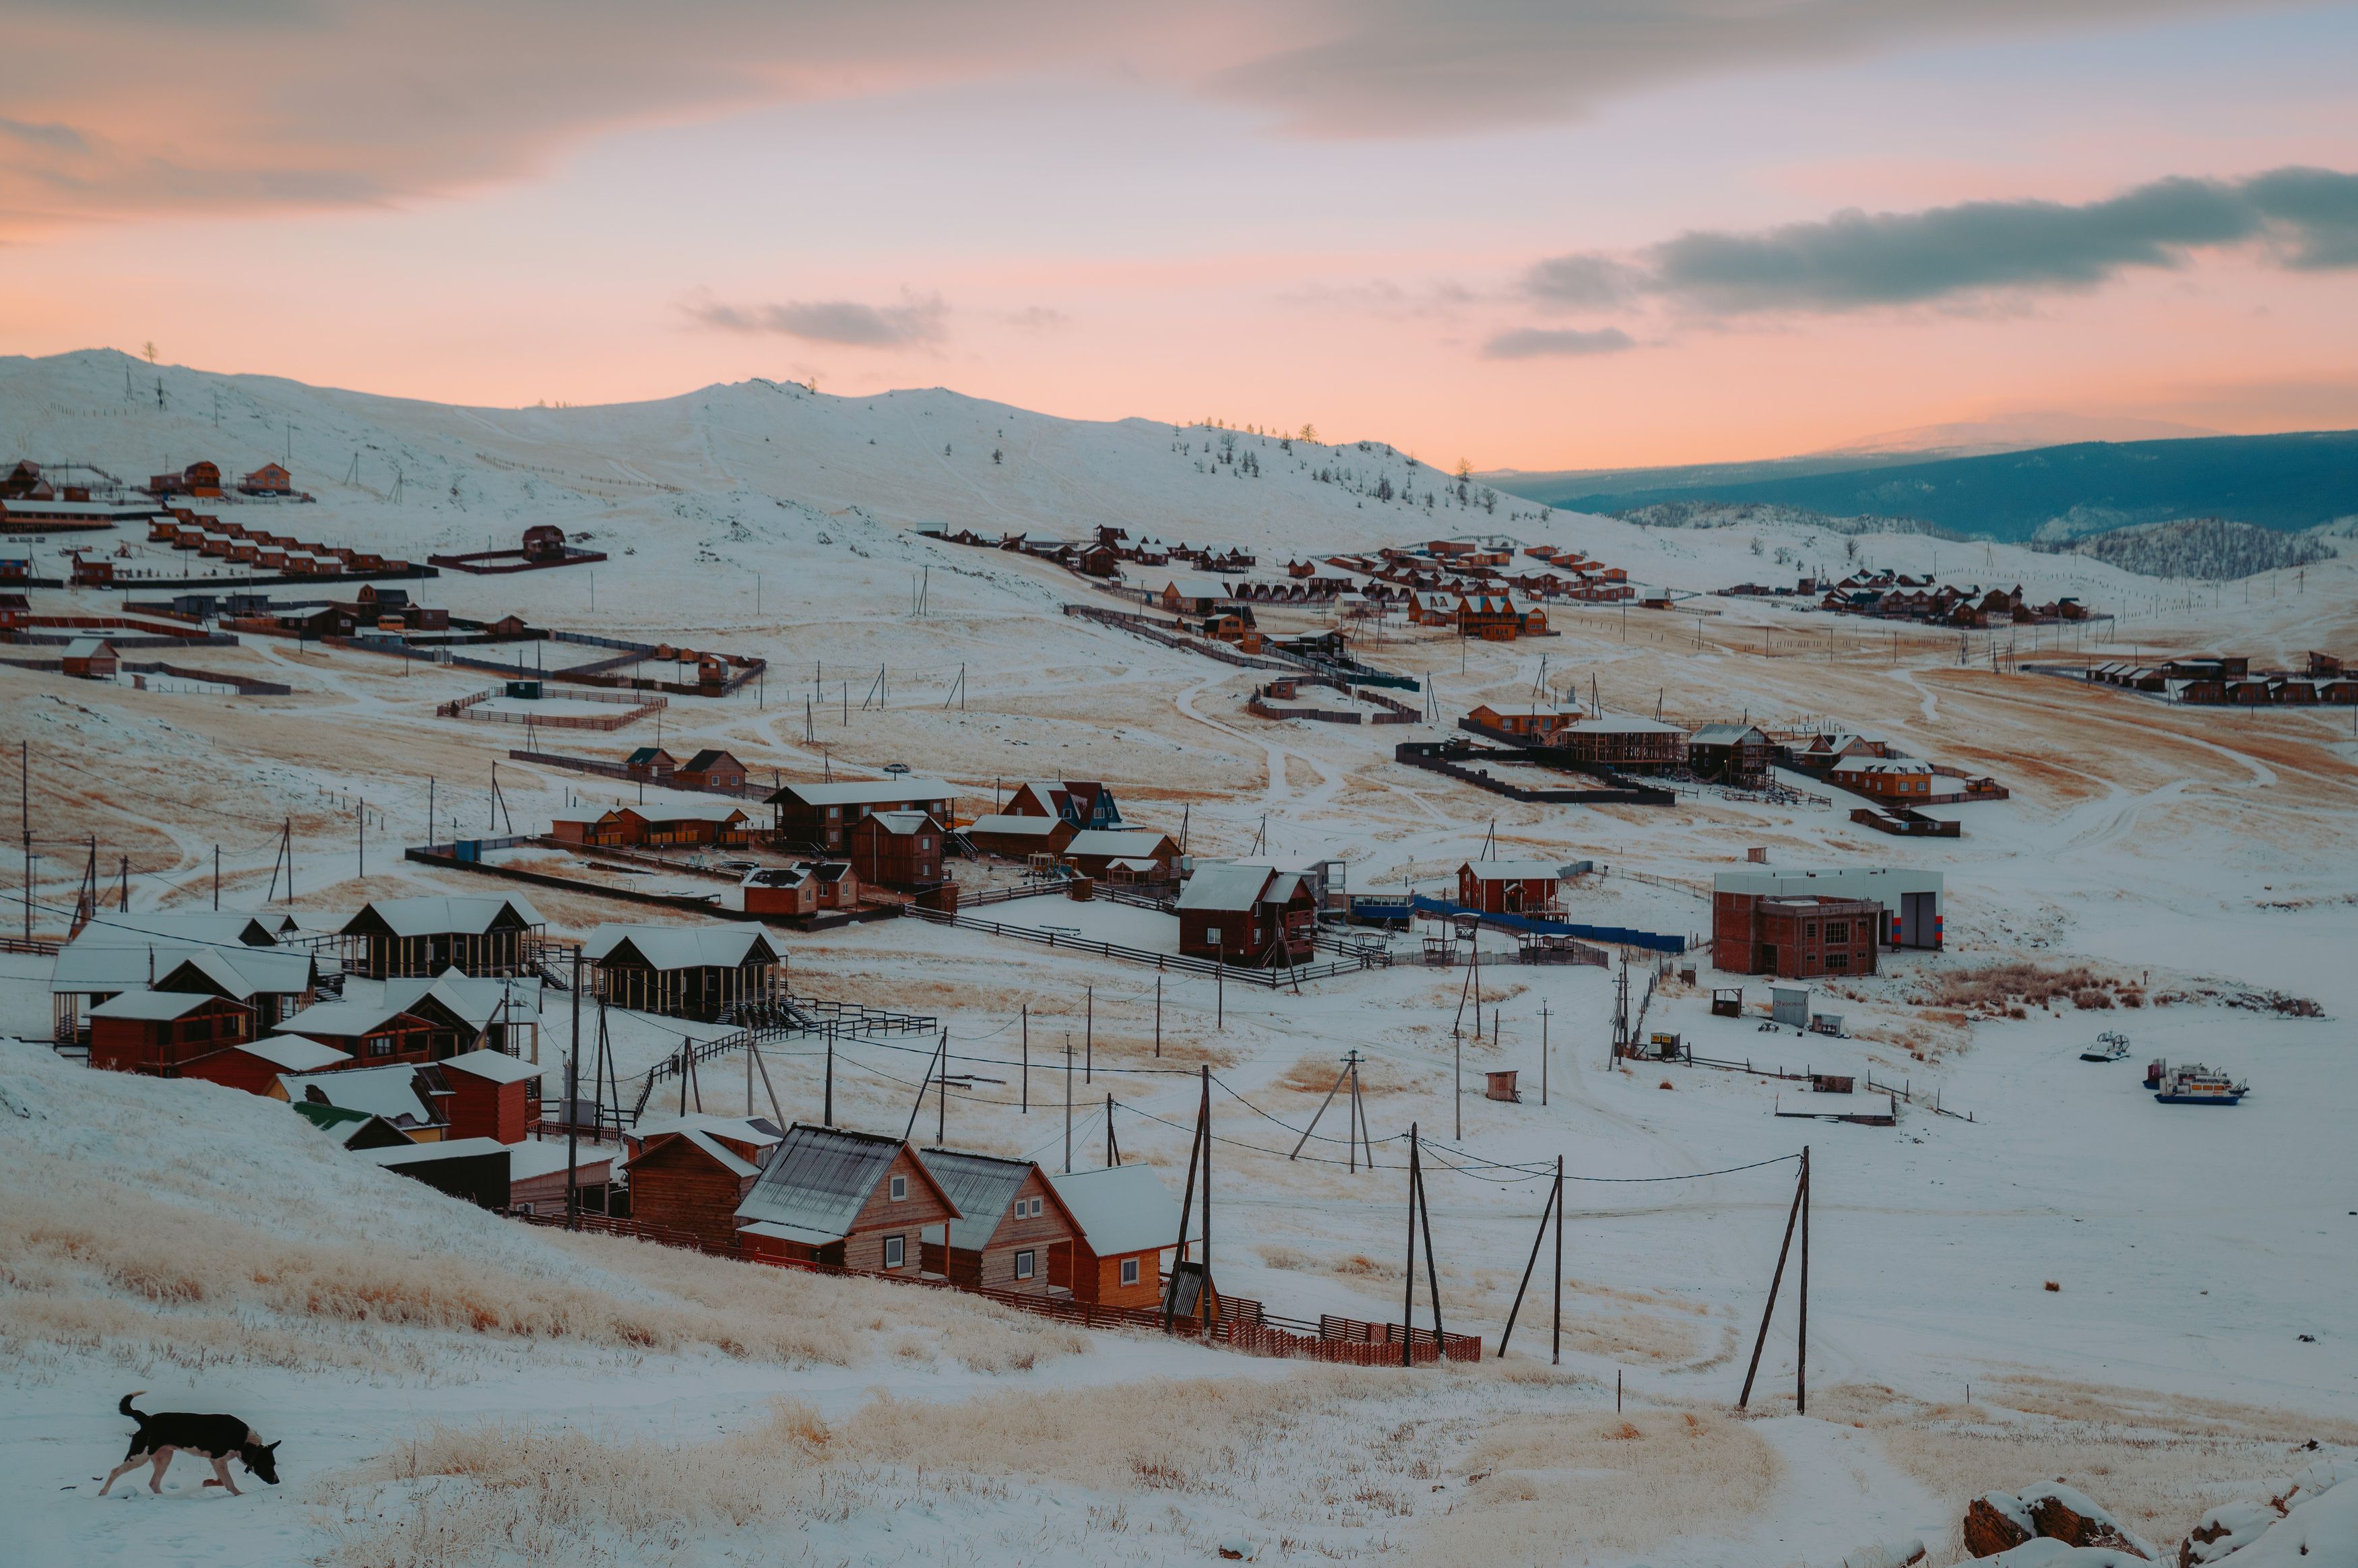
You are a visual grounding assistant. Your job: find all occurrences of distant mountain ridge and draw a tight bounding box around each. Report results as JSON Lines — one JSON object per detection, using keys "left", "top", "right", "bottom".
{"left": 1484, "top": 429, "right": 2358, "bottom": 541}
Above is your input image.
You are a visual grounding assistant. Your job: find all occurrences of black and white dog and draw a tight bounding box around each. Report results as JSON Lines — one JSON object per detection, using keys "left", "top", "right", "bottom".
{"left": 99, "top": 1393, "right": 282, "bottom": 1497}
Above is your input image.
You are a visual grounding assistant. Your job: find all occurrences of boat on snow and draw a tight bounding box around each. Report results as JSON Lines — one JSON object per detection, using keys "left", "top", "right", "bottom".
{"left": 2079, "top": 1031, "right": 2131, "bottom": 1062}
{"left": 2145, "top": 1059, "right": 2249, "bottom": 1105}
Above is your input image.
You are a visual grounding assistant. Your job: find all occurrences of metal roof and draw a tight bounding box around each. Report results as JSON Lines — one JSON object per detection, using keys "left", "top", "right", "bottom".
{"left": 1464, "top": 859, "right": 1569, "bottom": 881}
{"left": 964, "top": 814, "right": 1064, "bottom": 837}
{"left": 52, "top": 940, "right": 312, "bottom": 998}
{"left": 1066, "top": 829, "right": 1172, "bottom": 858}
{"left": 1048, "top": 1164, "right": 1183, "bottom": 1257}
{"left": 360, "top": 1136, "right": 511, "bottom": 1169}
{"left": 734, "top": 1123, "right": 954, "bottom": 1239}
{"left": 583, "top": 923, "right": 777, "bottom": 971}
{"left": 238, "top": 1035, "right": 350, "bottom": 1072}
{"left": 56, "top": 911, "right": 292, "bottom": 951}
{"left": 766, "top": 779, "right": 953, "bottom": 808}
{"left": 278, "top": 1063, "right": 443, "bottom": 1127}
{"left": 88, "top": 989, "right": 222, "bottom": 1020}
{"left": 439, "top": 1047, "right": 546, "bottom": 1086}
{"left": 342, "top": 894, "right": 544, "bottom": 938}
{"left": 1176, "top": 863, "right": 1275, "bottom": 913}
{"left": 917, "top": 1148, "right": 1039, "bottom": 1252}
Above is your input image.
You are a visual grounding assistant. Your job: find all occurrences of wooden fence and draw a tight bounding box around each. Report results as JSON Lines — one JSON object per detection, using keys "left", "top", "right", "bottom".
{"left": 903, "top": 904, "right": 1380, "bottom": 985}
{"left": 440, "top": 687, "right": 667, "bottom": 731}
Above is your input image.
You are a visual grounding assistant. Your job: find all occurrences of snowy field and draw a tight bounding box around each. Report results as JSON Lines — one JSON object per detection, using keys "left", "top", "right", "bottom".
{"left": 1, "top": 349, "right": 2354, "bottom": 1567}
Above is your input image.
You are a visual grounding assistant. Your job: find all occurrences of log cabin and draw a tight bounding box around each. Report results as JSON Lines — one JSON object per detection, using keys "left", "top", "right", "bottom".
{"left": 916, "top": 1148, "right": 1082, "bottom": 1295}
{"left": 61, "top": 638, "right": 118, "bottom": 679}
{"left": 1176, "top": 863, "right": 1318, "bottom": 967}
{"left": 339, "top": 895, "right": 546, "bottom": 979}
{"left": 678, "top": 749, "right": 748, "bottom": 791}
{"left": 1002, "top": 780, "right": 1124, "bottom": 829}
{"left": 1047, "top": 1163, "right": 1184, "bottom": 1309}
{"left": 622, "top": 1115, "right": 785, "bottom": 1247}
{"left": 767, "top": 777, "right": 955, "bottom": 853}
{"left": 962, "top": 812, "right": 1076, "bottom": 860}
{"left": 179, "top": 1033, "right": 350, "bottom": 1096}
{"left": 585, "top": 924, "right": 783, "bottom": 1021}
{"left": 439, "top": 1048, "right": 545, "bottom": 1143}
{"left": 734, "top": 1123, "right": 960, "bottom": 1273}
{"left": 1062, "top": 828, "right": 1178, "bottom": 882}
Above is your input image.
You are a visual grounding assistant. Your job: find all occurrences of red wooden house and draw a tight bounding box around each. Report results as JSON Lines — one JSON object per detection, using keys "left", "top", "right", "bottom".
{"left": 734, "top": 1123, "right": 961, "bottom": 1272}
{"left": 439, "top": 1048, "right": 545, "bottom": 1143}
{"left": 1176, "top": 864, "right": 1317, "bottom": 967}
{"left": 1456, "top": 859, "right": 1567, "bottom": 916}
{"left": 846, "top": 810, "right": 945, "bottom": 890}
{"left": 1466, "top": 702, "right": 1583, "bottom": 742}
{"left": 240, "top": 463, "right": 293, "bottom": 495}
{"left": 269, "top": 994, "right": 460, "bottom": 1065}
{"left": 180, "top": 1033, "right": 350, "bottom": 1096}
{"left": 86, "top": 991, "right": 257, "bottom": 1076}
{"left": 1063, "top": 828, "right": 1178, "bottom": 882}
{"left": 767, "top": 777, "right": 955, "bottom": 853}
{"left": 625, "top": 746, "right": 678, "bottom": 783}
{"left": 740, "top": 865, "right": 818, "bottom": 917}
{"left": 917, "top": 1148, "right": 1083, "bottom": 1295}
{"left": 678, "top": 749, "right": 748, "bottom": 791}
{"left": 963, "top": 812, "right": 1076, "bottom": 860}
{"left": 799, "top": 860, "right": 860, "bottom": 910}
{"left": 623, "top": 1115, "right": 785, "bottom": 1249}
{"left": 1048, "top": 1163, "right": 1184, "bottom": 1309}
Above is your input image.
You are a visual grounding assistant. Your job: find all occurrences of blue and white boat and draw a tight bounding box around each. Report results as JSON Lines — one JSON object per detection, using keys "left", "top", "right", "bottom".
{"left": 2146, "top": 1060, "right": 2248, "bottom": 1105}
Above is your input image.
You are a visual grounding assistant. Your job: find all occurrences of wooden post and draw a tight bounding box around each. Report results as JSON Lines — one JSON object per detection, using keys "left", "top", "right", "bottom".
{"left": 1540, "top": 1000, "right": 1550, "bottom": 1106}
{"left": 1552, "top": 1154, "right": 1564, "bottom": 1365}
{"left": 1154, "top": 975, "right": 1161, "bottom": 1057}
{"left": 1162, "top": 1080, "right": 1205, "bottom": 1332}
{"left": 1106, "top": 1092, "right": 1117, "bottom": 1167}
{"left": 1738, "top": 1158, "right": 1807, "bottom": 1411}
{"left": 1797, "top": 1145, "right": 1810, "bottom": 1414}
{"left": 1403, "top": 1123, "right": 1420, "bottom": 1367}
{"left": 936, "top": 1028, "right": 949, "bottom": 1146}
{"left": 824, "top": 1020, "right": 834, "bottom": 1125}
{"left": 1064, "top": 1034, "right": 1073, "bottom": 1173}
{"left": 1291, "top": 1056, "right": 1353, "bottom": 1161}
{"left": 1496, "top": 1163, "right": 1559, "bottom": 1358}
{"left": 1085, "top": 985, "right": 1093, "bottom": 1084}
{"left": 1020, "top": 1004, "right": 1028, "bottom": 1113}
{"left": 1199, "top": 1064, "right": 1213, "bottom": 1333}
{"left": 1418, "top": 1131, "right": 1444, "bottom": 1354}
{"left": 566, "top": 948, "right": 582, "bottom": 1229}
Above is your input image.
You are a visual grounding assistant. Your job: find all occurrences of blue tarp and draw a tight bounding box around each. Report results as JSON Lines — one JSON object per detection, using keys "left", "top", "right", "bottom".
{"left": 1409, "top": 896, "right": 1686, "bottom": 953}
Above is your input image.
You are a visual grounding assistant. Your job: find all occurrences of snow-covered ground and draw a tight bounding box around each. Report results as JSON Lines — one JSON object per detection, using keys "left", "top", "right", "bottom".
{"left": 3, "top": 349, "right": 2354, "bottom": 1566}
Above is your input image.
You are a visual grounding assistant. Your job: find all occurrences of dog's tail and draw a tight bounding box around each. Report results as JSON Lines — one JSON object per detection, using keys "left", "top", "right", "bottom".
{"left": 119, "top": 1392, "right": 148, "bottom": 1422}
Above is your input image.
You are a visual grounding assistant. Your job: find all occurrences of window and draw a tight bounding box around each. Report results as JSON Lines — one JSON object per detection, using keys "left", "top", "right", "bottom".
{"left": 1014, "top": 1249, "right": 1035, "bottom": 1280}
{"left": 1205, "top": 927, "right": 1222, "bottom": 944}
{"left": 889, "top": 1174, "right": 907, "bottom": 1200}
{"left": 1025, "top": 1196, "right": 1042, "bottom": 1217}
{"left": 1824, "top": 921, "right": 1849, "bottom": 944}
{"left": 1120, "top": 1257, "right": 1141, "bottom": 1287}
{"left": 367, "top": 1035, "right": 395, "bottom": 1058}
{"left": 1804, "top": 923, "right": 1817, "bottom": 940}
{"left": 1828, "top": 952, "right": 1850, "bottom": 972}
{"left": 882, "top": 1234, "right": 905, "bottom": 1269}
{"left": 827, "top": 806, "right": 840, "bottom": 819}
{"left": 920, "top": 837, "right": 933, "bottom": 851}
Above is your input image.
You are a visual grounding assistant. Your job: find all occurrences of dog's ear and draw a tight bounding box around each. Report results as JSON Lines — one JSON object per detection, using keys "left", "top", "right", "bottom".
{"left": 265, "top": 1441, "right": 281, "bottom": 1454}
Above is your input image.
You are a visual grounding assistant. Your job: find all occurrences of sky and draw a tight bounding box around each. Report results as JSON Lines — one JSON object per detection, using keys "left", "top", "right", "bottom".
{"left": 3, "top": 0, "right": 2356, "bottom": 469}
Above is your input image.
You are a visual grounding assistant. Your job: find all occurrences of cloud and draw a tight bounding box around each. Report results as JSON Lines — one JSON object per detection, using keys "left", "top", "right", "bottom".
{"left": 0, "top": 117, "right": 88, "bottom": 153}
{"left": 687, "top": 291, "right": 948, "bottom": 348}
{"left": 0, "top": 0, "right": 2251, "bottom": 234}
{"left": 1524, "top": 167, "right": 2358, "bottom": 315}
{"left": 1481, "top": 325, "right": 1634, "bottom": 359}
{"left": 998, "top": 306, "right": 1069, "bottom": 332}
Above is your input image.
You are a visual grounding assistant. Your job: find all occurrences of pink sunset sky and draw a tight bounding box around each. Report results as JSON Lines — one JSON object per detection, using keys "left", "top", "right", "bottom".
{"left": 3, "top": 0, "right": 2355, "bottom": 469}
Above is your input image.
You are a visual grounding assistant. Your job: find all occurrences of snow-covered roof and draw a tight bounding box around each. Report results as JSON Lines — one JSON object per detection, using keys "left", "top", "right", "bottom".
{"left": 635, "top": 1126, "right": 760, "bottom": 1180}
{"left": 62, "top": 636, "right": 115, "bottom": 658}
{"left": 57, "top": 911, "right": 292, "bottom": 950}
{"left": 859, "top": 809, "right": 936, "bottom": 836}
{"left": 359, "top": 1137, "right": 511, "bottom": 1169}
{"left": 767, "top": 779, "right": 953, "bottom": 807}
{"left": 88, "top": 989, "right": 221, "bottom": 1021}
{"left": 965, "top": 814, "right": 1064, "bottom": 837}
{"left": 636, "top": 1112, "right": 784, "bottom": 1148}
{"left": 52, "top": 940, "right": 312, "bottom": 998}
{"left": 279, "top": 1063, "right": 443, "bottom": 1127}
{"left": 380, "top": 969, "right": 542, "bottom": 1026}
{"left": 439, "top": 1047, "right": 546, "bottom": 1086}
{"left": 1177, "top": 863, "right": 1275, "bottom": 913}
{"left": 583, "top": 923, "right": 777, "bottom": 971}
{"left": 238, "top": 1035, "right": 350, "bottom": 1072}
{"left": 1162, "top": 575, "right": 1232, "bottom": 601}
{"left": 1831, "top": 757, "right": 1934, "bottom": 775}
{"left": 1464, "top": 859, "right": 1569, "bottom": 882}
{"left": 1049, "top": 1163, "right": 1183, "bottom": 1257}
{"left": 1564, "top": 715, "right": 1684, "bottom": 734}
{"left": 1066, "top": 829, "right": 1172, "bottom": 858}
{"left": 507, "top": 1139, "right": 612, "bottom": 1182}
{"left": 1690, "top": 723, "right": 1768, "bottom": 744}
{"left": 273, "top": 995, "right": 421, "bottom": 1038}
{"left": 735, "top": 1123, "right": 955, "bottom": 1239}
{"left": 343, "top": 894, "right": 543, "bottom": 938}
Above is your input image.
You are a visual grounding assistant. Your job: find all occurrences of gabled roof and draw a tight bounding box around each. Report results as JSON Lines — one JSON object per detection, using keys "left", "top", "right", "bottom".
{"left": 1176, "top": 863, "right": 1276, "bottom": 913}
{"left": 439, "top": 1047, "right": 546, "bottom": 1086}
{"left": 1161, "top": 575, "right": 1232, "bottom": 601}
{"left": 60, "top": 911, "right": 293, "bottom": 950}
{"left": 1463, "top": 859, "right": 1570, "bottom": 882}
{"left": 682, "top": 749, "right": 742, "bottom": 771}
{"left": 964, "top": 814, "right": 1066, "bottom": 838}
{"left": 273, "top": 993, "right": 440, "bottom": 1039}
{"left": 1064, "top": 829, "right": 1173, "bottom": 859}
{"left": 380, "top": 969, "right": 542, "bottom": 1028}
{"left": 1690, "top": 723, "right": 1769, "bottom": 745}
{"left": 89, "top": 989, "right": 228, "bottom": 1021}
{"left": 360, "top": 1136, "right": 511, "bottom": 1169}
{"left": 279, "top": 1063, "right": 445, "bottom": 1127}
{"left": 1048, "top": 1163, "right": 1184, "bottom": 1257}
{"left": 633, "top": 1126, "right": 761, "bottom": 1180}
{"left": 918, "top": 1148, "right": 1065, "bottom": 1252}
{"left": 583, "top": 923, "right": 779, "bottom": 971}
{"left": 1831, "top": 756, "right": 1933, "bottom": 775}
{"left": 509, "top": 1138, "right": 614, "bottom": 1182}
{"left": 625, "top": 746, "right": 677, "bottom": 766}
{"left": 767, "top": 778, "right": 954, "bottom": 808}
{"left": 636, "top": 1112, "right": 784, "bottom": 1149}
{"left": 1563, "top": 715, "right": 1684, "bottom": 735}
{"left": 341, "top": 894, "right": 542, "bottom": 939}
{"left": 53, "top": 939, "right": 312, "bottom": 998}
{"left": 854, "top": 809, "right": 937, "bottom": 837}
{"left": 734, "top": 1123, "right": 958, "bottom": 1242}
{"left": 154, "top": 946, "right": 317, "bottom": 1002}
{"left": 62, "top": 636, "right": 115, "bottom": 658}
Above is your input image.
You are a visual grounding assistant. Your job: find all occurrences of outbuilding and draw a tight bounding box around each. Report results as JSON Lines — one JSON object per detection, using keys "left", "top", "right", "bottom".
{"left": 1047, "top": 1163, "right": 1184, "bottom": 1309}
{"left": 1456, "top": 859, "right": 1568, "bottom": 917}
{"left": 439, "top": 1048, "right": 545, "bottom": 1143}
{"left": 624, "top": 1115, "right": 784, "bottom": 1248}
{"left": 61, "top": 638, "right": 119, "bottom": 680}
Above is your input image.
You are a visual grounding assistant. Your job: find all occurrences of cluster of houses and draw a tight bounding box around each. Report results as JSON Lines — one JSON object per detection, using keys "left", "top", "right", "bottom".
{"left": 2082, "top": 651, "right": 2355, "bottom": 705}
{"left": 1341, "top": 538, "right": 1634, "bottom": 608}
{"left": 0, "top": 459, "right": 181, "bottom": 532}
{"left": 143, "top": 458, "right": 307, "bottom": 500}
{"left": 926, "top": 522, "right": 1257, "bottom": 581}
{"left": 964, "top": 779, "right": 1182, "bottom": 888}
{"left": 140, "top": 504, "right": 404, "bottom": 580}
{"left": 1465, "top": 701, "right": 1692, "bottom": 775}
{"left": 1812, "top": 571, "right": 2092, "bottom": 627}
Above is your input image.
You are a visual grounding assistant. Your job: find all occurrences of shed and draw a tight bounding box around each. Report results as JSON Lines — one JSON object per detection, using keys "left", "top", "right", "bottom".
{"left": 625, "top": 1117, "right": 782, "bottom": 1248}
{"left": 358, "top": 1137, "right": 511, "bottom": 1210}
{"left": 916, "top": 1148, "right": 1081, "bottom": 1295}
{"left": 741, "top": 864, "right": 817, "bottom": 918}
{"left": 733, "top": 1123, "right": 959, "bottom": 1272}
{"left": 585, "top": 924, "right": 782, "bottom": 1021}
{"left": 1047, "top": 1164, "right": 1184, "bottom": 1309}
{"left": 439, "top": 1048, "right": 545, "bottom": 1144}
{"left": 507, "top": 1137, "right": 618, "bottom": 1216}
{"left": 61, "top": 637, "right": 119, "bottom": 680}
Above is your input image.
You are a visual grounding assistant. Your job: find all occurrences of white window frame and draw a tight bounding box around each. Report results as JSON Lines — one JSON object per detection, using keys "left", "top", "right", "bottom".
{"left": 1120, "top": 1257, "right": 1141, "bottom": 1287}
{"left": 1014, "top": 1248, "right": 1035, "bottom": 1280}
{"left": 1205, "top": 926, "right": 1221, "bottom": 944}
{"left": 889, "top": 1174, "right": 907, "bottom": 1200}
{"left": 883, "top": 1234, "right": 905, "bottom": 1269}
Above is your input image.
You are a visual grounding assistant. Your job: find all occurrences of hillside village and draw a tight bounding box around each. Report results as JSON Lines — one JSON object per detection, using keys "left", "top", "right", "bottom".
{"left": 2, "top": 349, "right": 2354, "bottom": 1568}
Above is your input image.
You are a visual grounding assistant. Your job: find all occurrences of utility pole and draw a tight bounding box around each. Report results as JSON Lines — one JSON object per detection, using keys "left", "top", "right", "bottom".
{"left": 1540, "top": 1000, "right": 1550, "bottom": 1106}
{"left": 1085, "top": 985, "right": 1093, "bottom": 1084}
{"left": 1064, "top": 1034, "right": 1075, "bottom": 1174}
{"left": 1154, "top": 975, "right": 1161, "bottom": 1057}
{"left": 823, "top": 1020, "right": 835, "bottom": 1125}
{"left": 1021, "top": 1004, "right": 1028, "bottom": 1112}
{"left": 20, "top": 742, "right": 29, "bottom": 943}
{"left": 566, "top": 948, "right": 583, "bottom": 1231}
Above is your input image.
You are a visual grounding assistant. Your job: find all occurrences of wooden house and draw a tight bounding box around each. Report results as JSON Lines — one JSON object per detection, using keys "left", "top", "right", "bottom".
{"left": 585, "top": 924, "right": 783, "bottom": 1021}
{"left": 622, "top": 1115, "right": 785, "bottom": 1248}
{"left": 1063, "top": 828, "right": 1178, "bottom": 882}
{"left": 1457, "top": 593, "right": 1544, "bottom": 640}
{"left": 1467, "top": 702, "right": 1584, "bottom": 742}
{"left": 44, "top": 910, "right": 300, "bottom": 1043}
{"left": 1176, "top": 863, "right": 1317, "bottom": 967}
{"left": 61, "top": 638, "right": 118, "bottom": 679}
{"left": 1688, "top": 723, "right": 1773, "bottom": 784}
{"left": 71, "top": 556, "right": 115, "bottom": 587}
{"left": 1159, "top": 576, "right": 1238, "bottom": 616}
{"left": 798, "top": 860, "right": 860, "bottom": 910}
{"left": 625, "top": 746, "right": 678, "bottom": 783}
{"left": 740, "top": 864, "right": 819, "bottom": 917}
{"left": 438, "top": 1048, "right": 546, "bottom": 1143}
{"left": 271, "top": 995, "right": 456, "bottom": 1065}
{"left": 86, "top": 991, "right": 257, "bottom": 1076}
{"left": 148, "top": 461, "right": 222, "bottom": 498}
{"left": 917, "top": 1148, "right": 1082, "bottom": 1295}
{"left": 637, "top": 805, "right": 755, "bottom": 849}
{"left": 180, "top": 1033, "right": 350, "bottom": 1097}
{"left": 1551, "top": 715, "right": 1686, "bottom": 773}
{"left": 1002, "top": 780, "right": 1124, "bottom": 829}
{"left": 1829, "top": 757, "right": 1938, "bottom": 800}
{"left": 339, "top": 894, "right": 545, "bottom": 979}
{"left": 678, "top": 749, "right": 748, "bottom": 791}
{"left": 1048, "top": 1163, "right": 1184, "bottom": 1309}
{"left": 151, "top": 945, "right": 320, "bottom": 1031}
{"left": 845, "top": 809, "right": 946, "bottom": 890}
{"left": 1710, "top": 893, "right": 1882, "bottom": 979}
{"left": 1456, "top": 859, "right": 1567, "bottom": 917}
{"left": 963, "top": 812, "right": 1077, "bottom": 860}
{"left": 1406, "top": 591, "right": 1458, "bottom": 626}
{"left": 507, "top": 1138, "right": 618, "bottom": 1216}
{"left": 272, "top": 1061, "right": 451, "bottom": 1140}
{"left": 0, "top": 591, "right": 28, "bottom": 630}
{"left": 734, "top": 1123, "right": 961, "bottom": 1272}
{"left": 767, "top": 777, "right": 955, "bottom": 853}
{"left": 358, "top": 1138, "right": 511, "bottom": 1210}
{"left": 239, "top": 462, "right": 294, "bottom": 495}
